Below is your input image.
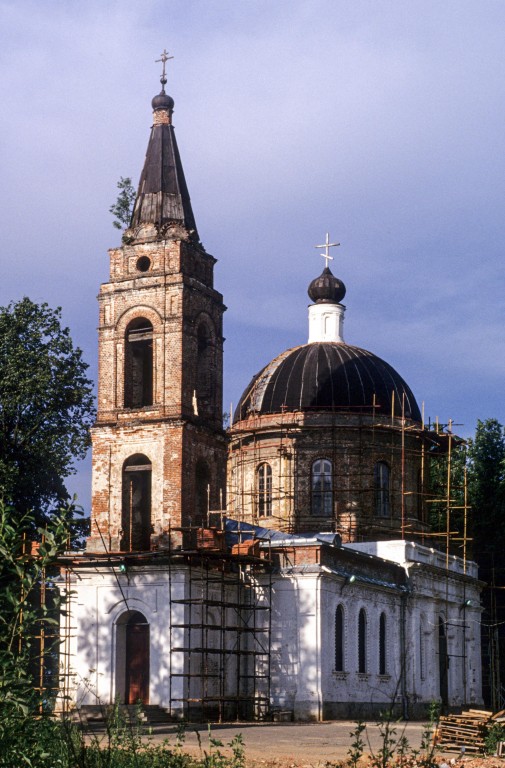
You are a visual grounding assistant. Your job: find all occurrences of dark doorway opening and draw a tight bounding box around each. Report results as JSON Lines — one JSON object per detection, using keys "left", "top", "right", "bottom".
{"left": 124, "top": 611, "right": 150, "bottom": 705}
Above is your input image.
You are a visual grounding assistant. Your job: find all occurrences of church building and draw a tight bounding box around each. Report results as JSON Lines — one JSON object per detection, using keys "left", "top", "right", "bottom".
{"left": 61, "top": 64, "right": 483, "bottom": 721}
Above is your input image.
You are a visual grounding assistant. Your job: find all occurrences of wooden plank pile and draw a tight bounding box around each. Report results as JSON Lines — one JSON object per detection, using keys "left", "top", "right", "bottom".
{"left": 436, "top": 709, "right": 504, "bottom": 753}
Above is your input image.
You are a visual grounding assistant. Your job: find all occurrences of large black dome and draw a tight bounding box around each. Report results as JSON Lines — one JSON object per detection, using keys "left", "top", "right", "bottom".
{"left": 234, "top": 342, "right": 421, "bottom": 423}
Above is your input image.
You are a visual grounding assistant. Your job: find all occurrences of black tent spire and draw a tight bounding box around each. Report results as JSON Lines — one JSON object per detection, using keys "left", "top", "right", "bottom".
{"left": 130, "top": 53, "right": 198, "bottom": 240}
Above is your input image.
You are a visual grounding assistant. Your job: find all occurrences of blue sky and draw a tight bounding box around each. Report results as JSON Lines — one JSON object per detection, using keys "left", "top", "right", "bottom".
{"left": 1, "top": 0, "right": 504, "bottom": 510}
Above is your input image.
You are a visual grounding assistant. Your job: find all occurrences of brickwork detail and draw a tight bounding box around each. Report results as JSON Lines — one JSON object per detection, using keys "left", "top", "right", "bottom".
{"left": 228, "top": 411, "right": 429, "bottom": 542}
{"left": 88, "top": 231, "right": 226, "bottom": 552}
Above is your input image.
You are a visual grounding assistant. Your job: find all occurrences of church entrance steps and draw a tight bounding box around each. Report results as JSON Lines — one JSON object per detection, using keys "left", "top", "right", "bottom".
{"left": 71, "top": 704, "right": 172, "bottom": 725}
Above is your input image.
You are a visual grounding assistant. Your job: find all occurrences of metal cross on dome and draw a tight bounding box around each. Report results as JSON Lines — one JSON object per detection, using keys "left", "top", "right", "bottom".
{"left": 156, "top": 48, "right": 174, "bottom": 88}
{"left": 315, "top": 233, "right": 340, "bottom": 269}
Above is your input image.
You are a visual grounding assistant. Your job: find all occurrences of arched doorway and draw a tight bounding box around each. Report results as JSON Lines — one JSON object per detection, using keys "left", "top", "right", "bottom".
{"left": 438, "top": 617, "right": 449, "bottom": 707}
{"left": 116, "top": 610, "right": 150, "bottom": 705}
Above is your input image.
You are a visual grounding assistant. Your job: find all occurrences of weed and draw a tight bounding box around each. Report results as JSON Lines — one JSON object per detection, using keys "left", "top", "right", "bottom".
{"left": 345, "top": 704, "right": 442, "bottom": 768}
{"left": 484, "top": 722, "right": 505, "bottom": 755}
{"left": 346, "top": 720, "right": 366, "bottom": 768}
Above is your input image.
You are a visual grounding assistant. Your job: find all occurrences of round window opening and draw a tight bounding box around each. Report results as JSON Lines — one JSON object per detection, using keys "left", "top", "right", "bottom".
{"left": 136, "top": 256, "right": 151, "bottom": 273}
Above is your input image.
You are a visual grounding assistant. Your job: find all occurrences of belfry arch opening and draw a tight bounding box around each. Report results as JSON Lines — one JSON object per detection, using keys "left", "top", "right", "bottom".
{"left": 124, "top": 318, "right": 153, "bottom": 408}
{"left": 196, "top": 320, "right": 213, "bottom": 409}
{"left": 195, "top": 459, "right": 210, "bottom": 524}
{"left": 121, "top": 454, "right": 152, "bottom": 551}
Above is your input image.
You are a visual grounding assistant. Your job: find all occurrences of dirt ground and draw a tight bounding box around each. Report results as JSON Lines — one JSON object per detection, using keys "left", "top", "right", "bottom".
{"left": 87, "top": 720, "right": 505, "bottom": 767}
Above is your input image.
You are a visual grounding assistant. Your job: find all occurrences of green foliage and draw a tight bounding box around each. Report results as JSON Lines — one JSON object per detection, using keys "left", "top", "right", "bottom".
{"left": 346, "top": 720, "right": 366, "bottom": 768}
{"left": 56, "top": 714, "right": 244, "bottom": 768}
{"left": 369, "top": 714, "right": 399, "bottom": 768}
{"left": 484, "top": 721, "right": 505, "bottom": 755}
{"left": 78, "top": 701, "right": 195, "bottom": 768}
{"left": 196, "top": 727, "right": 245, "bottom": 768}
{"left": 345, "top": 705, "right": 441, "bottom": 768}
{"left": 0, "top": 716, "right": 78, "bottom": 768}
{"left": 0, "top": 501, "right": 73, "bottom": 765}
{"left": 426, "top": 419, "right": 505, "bottom": 563}
{"left": 0, "top": 705, "right": 200, "bottom": 768}
{"left": 426, "top": 439, "right": 467, "bottom": 546}
{"left": 468, "top": 418, "right": 505, "bottom": 560}
{"left": 110, "top": 177, "right": 136, "bottom": 230}
{"left": 0, "top": 297, "right": 94, "bottom": 526}
{"left": 426, "top": 699, "right": 440, "bottom": 726}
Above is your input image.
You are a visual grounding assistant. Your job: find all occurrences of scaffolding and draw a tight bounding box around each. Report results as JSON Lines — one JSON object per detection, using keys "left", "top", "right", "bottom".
{"left": 56, "top": 523, "right": 272, "bottom": 723}
{"left": 29, "top": 390, "right": 497, "bottom": 716}
{"left": 169, "top": 541, "right": 271, "bottom": 721}
{"left": 227, "top": 396, "right": 471, "bottom": 556}
{"left": 227, "top": 395, "right": 484, "bottom": 712}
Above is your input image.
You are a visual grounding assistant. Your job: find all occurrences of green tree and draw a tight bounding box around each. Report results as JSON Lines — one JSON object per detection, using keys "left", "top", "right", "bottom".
{"left": 468, "top": 418, "right": 505, "bottom": 558}
{"left": 0, "top": 501, "right": 66, "bottom": 756}
{"left": 0, "top": 298, "right": 94, "bottom": 526}
{"left": 426, "top": 435, "right": 467, "bottom": 555}
{"left": 109, "top": 176, "right": 136, "bottom": 230}
{"left": 467, "top": 419, "right": 505, "bottom": 709}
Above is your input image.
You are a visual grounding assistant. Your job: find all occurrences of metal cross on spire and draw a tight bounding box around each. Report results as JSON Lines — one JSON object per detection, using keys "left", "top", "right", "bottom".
{"left": 315, "top": 232, "right": 340, "bottom": 269}
{"left": 156, "top": 48, "right": 174, "bottom": 90}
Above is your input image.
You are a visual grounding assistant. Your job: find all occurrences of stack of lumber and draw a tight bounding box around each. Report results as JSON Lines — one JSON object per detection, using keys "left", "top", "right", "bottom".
{"left": 437, "top": 709, "right": 494, "bottom": 753}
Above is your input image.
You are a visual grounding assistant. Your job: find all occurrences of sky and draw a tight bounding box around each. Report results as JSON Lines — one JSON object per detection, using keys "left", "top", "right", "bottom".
{"left": 1, "top": 0, "right": 504, "bottom": 511}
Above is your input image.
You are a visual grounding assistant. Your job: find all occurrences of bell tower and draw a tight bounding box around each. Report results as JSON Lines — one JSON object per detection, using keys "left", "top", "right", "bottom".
{"left": 87, "top": 60, "right": 227, "bottom": 552}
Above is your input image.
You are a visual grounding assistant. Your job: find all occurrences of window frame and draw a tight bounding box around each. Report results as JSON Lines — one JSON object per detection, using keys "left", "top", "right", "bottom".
{"left": 311, "top": 458, "right": 333, "bottom": 517}
{"left": 256, "top": 462, "right": 272, "bottom": 518}
{"left": 374, "top": 461, "right": 390, "bottom": 517}
{"left": 358, "top": 608, "right": 367, "bottom": 674}
{"left": 419, "top": 615, "right": 426, "bottom": 681}
{"left": 335, "top": 604, "right": 345, "bottom": 672}
{"left": 379, "top": 612, "right": 387, "bottom": 675}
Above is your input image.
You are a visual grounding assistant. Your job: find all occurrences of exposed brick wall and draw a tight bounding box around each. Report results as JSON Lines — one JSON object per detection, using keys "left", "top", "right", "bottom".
{"left": 88, "top": 233, "right": 227, "bottom": 552}
{"left": 228, "top": 411, "right": 430, "bottom": 542}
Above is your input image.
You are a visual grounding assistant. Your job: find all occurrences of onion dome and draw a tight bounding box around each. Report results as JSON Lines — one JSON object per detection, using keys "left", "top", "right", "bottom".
{"left": 308, "top": 267, "right": 346, "bottom": 304}
{"left": 152, "top": 90, "right": 174, "bottom": 112}
{"left": 234, "top": 342, "right": 421, "bottom": 423}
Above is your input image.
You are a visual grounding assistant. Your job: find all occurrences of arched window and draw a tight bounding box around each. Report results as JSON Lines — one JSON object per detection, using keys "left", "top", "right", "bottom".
{"left": 374, "top": 461, "right": 390, "bottom": 517}
{"left": 358, "top": 608, "right": 367, "bottom": 673}
{"left": 257, "top": 463, "right": 272, "bottom": 517}
{"left": 121, "top": 454, "right": 152, "bottom": 551}
{"left": 196, "top": 321, "right": 213, "bottom": 407}
{"left": 419, "top": 616, "right": 426, "bottom": 681}
{"left": 195, "top": 459, "right": 210, "bottom": 523}
{"left": 438, "top": 616, "right": 449, "bottom": 705}
{"left": 379, "top": 612, "right": 387, "bottom": 675}
{"left": 124, "top": 318, "right": 153, "bottom": 408}
{"left": 311, "top": 459, "right": 333, "bottom": 516}
{"left": 335, "top": 604, "right": 344, "bottom": 672}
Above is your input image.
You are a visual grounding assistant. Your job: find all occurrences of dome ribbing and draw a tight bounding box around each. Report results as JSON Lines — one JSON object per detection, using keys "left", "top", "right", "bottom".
{"left": 234, "top": 342, "right": 421, "bottom": 423}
